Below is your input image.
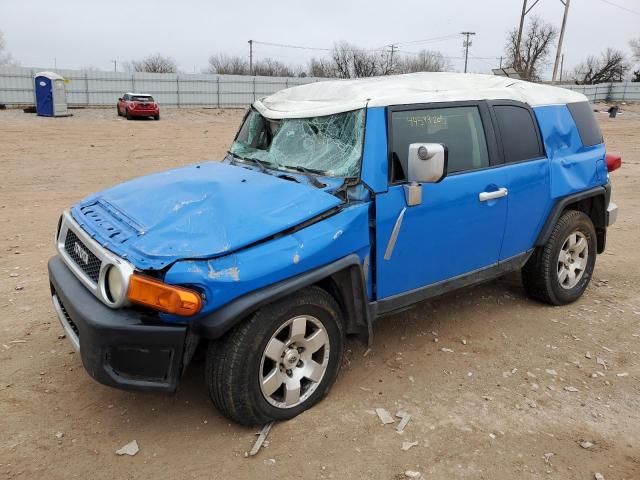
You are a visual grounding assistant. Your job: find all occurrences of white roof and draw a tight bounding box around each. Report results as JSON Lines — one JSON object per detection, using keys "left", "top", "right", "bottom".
{"left": 125, "top": 93, "right": 153, "bottom": 96}
{"left": 34, "top": 71, "right": 65, "bottom": 81}
{"left": 253, "top": 72, "right": 587, "bottom": 119}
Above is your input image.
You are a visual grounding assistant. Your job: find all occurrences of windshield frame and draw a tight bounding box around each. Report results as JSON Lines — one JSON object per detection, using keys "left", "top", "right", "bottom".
{"left": 229, "top": 107, "right": 367, "bottom": 180}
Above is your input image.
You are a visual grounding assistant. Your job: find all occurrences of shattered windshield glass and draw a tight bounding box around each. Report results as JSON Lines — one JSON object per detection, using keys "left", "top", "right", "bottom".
{"left": 230, "top": 109, "right": 365, "bottom": 178}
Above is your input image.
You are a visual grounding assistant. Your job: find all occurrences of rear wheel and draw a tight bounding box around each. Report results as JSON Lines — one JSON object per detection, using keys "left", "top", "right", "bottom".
{"left": 206, "top": 286, "right": 344, "bottom": 425}
{"left": 522, "top": 210, "right": 596, "bottom": 305}
{"left": 154, "top": 113, "right": 160, "bottom": 120}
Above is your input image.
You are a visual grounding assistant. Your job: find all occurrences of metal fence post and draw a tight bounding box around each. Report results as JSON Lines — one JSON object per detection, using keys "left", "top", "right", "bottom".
{"left": 176, "top": 75, "right": 180, "bottom": 108}
{"left": 594, "top": 84, "right": 598, "bottom": 102}
{"left": 253, "top": 77, "right": 256, "bottom": 102}
{"left": 622, "top": 82, "right": 627, "bottom": 102}
{"left": 84, "top": 73, "right": 90, "bottom": 106}
{"left": 131, "top": 74, "right": 136, "bottom": 93}
{"left": 216, "top": 77, "right": 220, "bottom": 108}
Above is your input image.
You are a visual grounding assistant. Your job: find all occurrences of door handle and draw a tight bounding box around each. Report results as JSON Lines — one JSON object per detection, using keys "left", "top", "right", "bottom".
{"left": 479, "top": 187, "right": 508, "bottom": 202}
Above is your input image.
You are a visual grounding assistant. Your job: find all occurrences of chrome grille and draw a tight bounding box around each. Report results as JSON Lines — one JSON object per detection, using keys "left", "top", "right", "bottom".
{"left": 64, "top": 229, "right": 101, "bottom": 283}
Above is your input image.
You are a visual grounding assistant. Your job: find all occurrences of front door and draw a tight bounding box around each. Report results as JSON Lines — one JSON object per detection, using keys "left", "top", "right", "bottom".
{"left": 375, "top": 102, "right": 509, "bottom": 300}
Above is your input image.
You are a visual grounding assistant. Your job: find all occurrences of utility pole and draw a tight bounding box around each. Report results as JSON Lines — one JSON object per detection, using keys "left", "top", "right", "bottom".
{"left": 552, "top": 0, "right": 571, "bottom": 83}
{"left": 389, "top": 44, "right": 397, "bottom": 73}
{"left": 248, "top": 40, "right": 254, "bottom": 76}
{"left": 499, "top": 56, "right": 503, "bottom": 68}
{"left": 111, "top": 59, "right": 117, "bottom": 72}
{"left": 515, "top": 0, "right": 541, "bottom": 70}
{"left": 559, "top": 53, "right": 565, "bottom": 83}
{"left": 461, "top": 32, "right": 476, "bottom": 73}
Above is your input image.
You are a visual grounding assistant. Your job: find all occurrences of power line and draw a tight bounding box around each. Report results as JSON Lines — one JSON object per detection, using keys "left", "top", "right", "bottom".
{"left": 597, "top": 0, "right": 640, "bottom": 16}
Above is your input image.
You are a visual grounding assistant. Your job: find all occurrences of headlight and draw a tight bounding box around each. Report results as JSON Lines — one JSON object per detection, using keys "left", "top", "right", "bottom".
{"left": 105, "top": 265, "right": 126, "bottom": 304}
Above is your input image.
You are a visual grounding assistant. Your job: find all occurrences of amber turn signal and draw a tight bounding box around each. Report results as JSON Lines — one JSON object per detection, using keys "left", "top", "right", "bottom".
{"left": 127, "top": 274, "right": 202, "bottom": 316}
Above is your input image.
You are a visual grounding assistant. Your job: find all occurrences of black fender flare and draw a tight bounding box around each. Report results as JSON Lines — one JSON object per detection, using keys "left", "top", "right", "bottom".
{"left": 535, "top": 183, "right": 610, "bottom": 251}
{"left": 191, "top": 254, "right": 372, "bottom": 343}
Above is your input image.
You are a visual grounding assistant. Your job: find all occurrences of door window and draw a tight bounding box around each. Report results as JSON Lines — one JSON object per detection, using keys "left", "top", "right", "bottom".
{"left": 390, "top": 106, "right": 490, "bottom": 180}
{"left": 493, "top": 105, "right": 543, "bottom": 163}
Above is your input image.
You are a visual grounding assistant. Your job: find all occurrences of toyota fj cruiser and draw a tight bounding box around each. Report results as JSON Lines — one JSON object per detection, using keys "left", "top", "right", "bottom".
{"left": 48, "top": 73, "right": 620, "bottom": 425}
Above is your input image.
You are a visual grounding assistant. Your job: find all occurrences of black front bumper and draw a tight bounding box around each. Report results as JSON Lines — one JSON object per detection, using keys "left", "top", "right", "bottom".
{"left": 48, "top": 255, "right": 188, "bottom": 393}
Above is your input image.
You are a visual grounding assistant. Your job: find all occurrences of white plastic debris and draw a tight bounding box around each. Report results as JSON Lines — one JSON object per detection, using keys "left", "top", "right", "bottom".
{"left": 263, "top": 458, "right": 276, "bottom": 466}
{"left": 249, "top": 422, "right": 274, "bottom": 456}
{"left": 543, "top": 452, "right": 554, "bottom": 464}
{"left": 595, "top": 473, "right": 605, "bottom": 480}
{"left": 115, "top": 440, "right": 139, "bottom": 456}
{"left": 55, "top": 432, "right": 64, "bottom": 439}
{"left": 580, "top": 441, "right": 594, "bottom": 449}
{"left": 376, "top": 408, "right": 395, "bottom": 425}
{"left": 596, "top": 357, "right": 608, "bottom": 370}
{"left": 564, "top": 386, "right": 579, "bottom": 392}
{"left": 616, "top": 372, "right": 629, "bottom": 377}
{"left": 401, "top": 441, "right": 418, "bottom": 451}
{"left": 405, "top": 471, "right": 422, "bottom": 479}
{"left": 440, "top": 348, "right": 454, "bottom": 353}
{"left": 395, "top": 411, "right": 411, "bottom": 432}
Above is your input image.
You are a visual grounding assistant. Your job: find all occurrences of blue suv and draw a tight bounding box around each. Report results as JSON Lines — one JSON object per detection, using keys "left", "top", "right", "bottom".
{"left": 48, "top": 73, "right": 620, "bottom": 425}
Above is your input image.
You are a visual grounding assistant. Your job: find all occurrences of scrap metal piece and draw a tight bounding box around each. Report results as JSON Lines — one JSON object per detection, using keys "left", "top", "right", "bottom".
{"left": 249, "top": 422, "right": 274, "bottom": 456}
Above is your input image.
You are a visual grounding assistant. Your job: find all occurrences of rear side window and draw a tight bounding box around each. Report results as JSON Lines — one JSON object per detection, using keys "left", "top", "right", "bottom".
{"left": 493, "top": 105, "right": 543, "bottom": 163}
{"left": 567, "top": 101, "right": 603, "bottom": 147}
{"left": 391, "top": 106, "right": 489, "bottom": 176}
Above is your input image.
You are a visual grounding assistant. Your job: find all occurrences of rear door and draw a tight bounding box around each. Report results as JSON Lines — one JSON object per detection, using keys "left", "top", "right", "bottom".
{"left": 375, "top": 101, "right": 509, "bottom": 300}
{"left": 487, "top": 101, "right": 552, "bottom": 260}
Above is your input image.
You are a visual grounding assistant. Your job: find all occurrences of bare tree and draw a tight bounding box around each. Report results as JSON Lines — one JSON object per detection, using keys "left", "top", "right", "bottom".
{"left": 206, "top": 54, "right": 248, "bottom": 75}
{"left": 505, "top": 16, "right": 558, "bottom": 81}
{"left": 324, "top": 42, "right": 392, "bottom": 78}
{"left": 0, "top": 30, "right": 16, "bottom": 67}
{"left": 130, "top": 54, "right": 177, "bottom": 73}
{"left": 572, "top": 48, "right": 629, "bottom": 84}
{"left": 394, "top": 50, "right": 452, "bottom": 74}
{"left": 253, "top": 58, "right": 295, "bottom": 77}
{"left": 308, "top": 58, "right": 335, "bottom": 78}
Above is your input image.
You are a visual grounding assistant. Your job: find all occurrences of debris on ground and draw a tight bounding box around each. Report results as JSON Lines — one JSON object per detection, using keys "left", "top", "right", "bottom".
{"left": 55, "top": 432, "right": 64, "bottom": 439}
{"left": 263, "top": 458, "right": 276, "bottom": 466}
{"left": 596, "top": 357, "right": 608, "bottom": 370}
{"left": 248, "top": 422, "right": 274, "bottom": 456}
{"left": 616, "top": 372, "right": 628, "bottom": 377}
{"left": 375, "top": 408, "right": 395, "bottom": 425}
{"left": 440, "top": 348, "right": 454, "bottom": 353}
{"left": 594, "top": 473, "right": 605, "bottom": 480}
{"left": 115, "top": 440, "right": 139, "bottom": 456}
{"left": 401, "top": 441, "right": 418, "bottom": 451}
{"left": 580, "top": 441, "right": 594, "bottom": 449}
{"left": 404, "top": 470, "right": 423, "bottom": 479}
{"left": 545, "top": 369, "right": 558, "bottom": 376}
{"left": 543, "top": 452, "right": 554, "bottom": 464}
{"left": 564, "top": 386, "right": 579, "bottom": 392}
{"left": 395, "top": 411, "right": 411, "bottom": 432}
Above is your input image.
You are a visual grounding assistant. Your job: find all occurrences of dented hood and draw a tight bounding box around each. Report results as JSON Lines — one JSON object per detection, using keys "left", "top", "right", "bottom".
{"left": 71, "top": 162, "right": 342, "bottom": 270}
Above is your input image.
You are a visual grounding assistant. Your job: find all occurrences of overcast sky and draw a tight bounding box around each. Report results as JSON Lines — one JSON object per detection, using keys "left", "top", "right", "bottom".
{"left": 1, "top": 0, "right": 638, "bottom": 77}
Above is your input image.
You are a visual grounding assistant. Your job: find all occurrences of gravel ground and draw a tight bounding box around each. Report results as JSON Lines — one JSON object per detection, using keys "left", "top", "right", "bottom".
{"left": 0, "top": 105, "right": 639, "bottom": 479}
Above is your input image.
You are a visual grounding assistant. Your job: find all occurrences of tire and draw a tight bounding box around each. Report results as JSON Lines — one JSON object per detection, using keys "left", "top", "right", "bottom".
{"left": 206, "top": 286, "right": 344, "bottom": 425}
{"left": 522, "top": 210, "right": 597, "bottom": 305}
{"left": 116, "top": 105, "right": 121, "bottom": 116}
{"left": 154, "top": 114, "right": 160, "bottom": 121}
{"left": 126, "top": 109, "right": 132, "bottom": 120}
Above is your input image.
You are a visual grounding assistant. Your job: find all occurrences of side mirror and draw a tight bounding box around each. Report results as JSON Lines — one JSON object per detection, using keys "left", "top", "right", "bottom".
{"left": 118, "top": 97, "right": 123, "bottom": 101}
{"left": 407, "top": 143, "right": 448, "bottom": 184}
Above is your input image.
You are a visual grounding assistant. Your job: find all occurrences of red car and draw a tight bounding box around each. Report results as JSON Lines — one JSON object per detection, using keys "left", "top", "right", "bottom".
{"left": 117, "top": 93, "right": 160, "bottom": 120}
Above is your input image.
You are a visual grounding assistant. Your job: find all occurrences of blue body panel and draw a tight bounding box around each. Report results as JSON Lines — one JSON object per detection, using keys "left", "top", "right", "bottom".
{"left": 360, "top": 107, "right": 389, "bottom": 193}
{"left": 533, "top": 105, "right": 607, "bottom": 200}
{"left": 375, "top": 169, "right": 508, "bottom": 299}
{"left": 35, "top": 76, "right": 54, "bottom": 117}
{"left": 162, "top": 203, "right": 371, "bottom": 322}
{"left": 71, "top": 162, "right": 342, "bottom": 270}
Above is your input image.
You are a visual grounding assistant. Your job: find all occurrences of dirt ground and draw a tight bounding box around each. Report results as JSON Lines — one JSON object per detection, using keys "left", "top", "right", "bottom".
{"left": 1, "top": 104, "right": 639, "bottom": 480}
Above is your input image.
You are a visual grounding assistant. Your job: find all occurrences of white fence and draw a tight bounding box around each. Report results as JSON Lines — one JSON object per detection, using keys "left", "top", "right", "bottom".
{"left": 0, "top": 66, "right": 638, "bottom": 108}
{"left": 561, "top": 82, "right": 640, "bottom": 102}
{"left": 0, "top": 66, "right": 323, "bottom": 108}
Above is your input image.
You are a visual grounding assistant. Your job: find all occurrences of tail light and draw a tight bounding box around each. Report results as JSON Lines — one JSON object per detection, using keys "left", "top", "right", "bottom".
{"left": 605, "top": 153, "right": 622, "bottom": 172}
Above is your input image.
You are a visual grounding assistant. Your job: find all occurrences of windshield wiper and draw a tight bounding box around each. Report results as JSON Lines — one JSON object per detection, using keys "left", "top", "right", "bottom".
{"left": 286, "top": 165, "right": 326, "bottom": 189}
{"left": 227, "top": 151, "right": 273, "bottom": 175}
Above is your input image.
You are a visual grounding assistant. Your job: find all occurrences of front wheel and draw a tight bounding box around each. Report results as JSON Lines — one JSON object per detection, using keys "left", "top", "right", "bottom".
{"left": 206, "top": 286, "right": 344, "bottom": 425}
{"left": 522, "top": 210, "right": 597, "bottom": 305}
{"left": 126, "top": 109, "right": 132, "bottom": 120}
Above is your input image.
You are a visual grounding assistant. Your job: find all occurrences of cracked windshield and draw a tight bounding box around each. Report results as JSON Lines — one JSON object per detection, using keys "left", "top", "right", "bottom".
{"left": 230, "top": 109, "right": 365, "bottom": 177}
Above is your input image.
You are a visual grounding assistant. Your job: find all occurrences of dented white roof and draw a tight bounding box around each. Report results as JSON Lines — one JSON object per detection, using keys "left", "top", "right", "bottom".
{"left": 254, "top": 72, "right": 587, "bottom": 119}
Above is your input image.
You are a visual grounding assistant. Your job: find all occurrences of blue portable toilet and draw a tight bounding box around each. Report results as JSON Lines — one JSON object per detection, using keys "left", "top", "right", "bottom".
{"left": 34, "top": 71, "right": 70, "bottom": 117}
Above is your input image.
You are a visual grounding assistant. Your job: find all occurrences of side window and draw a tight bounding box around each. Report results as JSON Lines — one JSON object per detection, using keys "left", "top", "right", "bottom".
{"left": 567, "top": 101, "right": 603, "bottom": 147}
{"left": 391, "top": 106, "right": 489, "bottom": 179}
{"left": 493, "top": 105, "right": 543, "bottom": 163}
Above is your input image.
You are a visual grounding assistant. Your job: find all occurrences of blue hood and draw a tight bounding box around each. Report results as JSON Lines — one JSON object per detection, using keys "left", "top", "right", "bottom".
{"left": 72, "top": 162, "right": 342, "bottom": 270}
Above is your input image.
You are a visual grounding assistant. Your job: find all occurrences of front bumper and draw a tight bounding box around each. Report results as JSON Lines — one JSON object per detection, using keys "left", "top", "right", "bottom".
{"left": 48, "top": 255, "right": 188, "bottom": 393}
